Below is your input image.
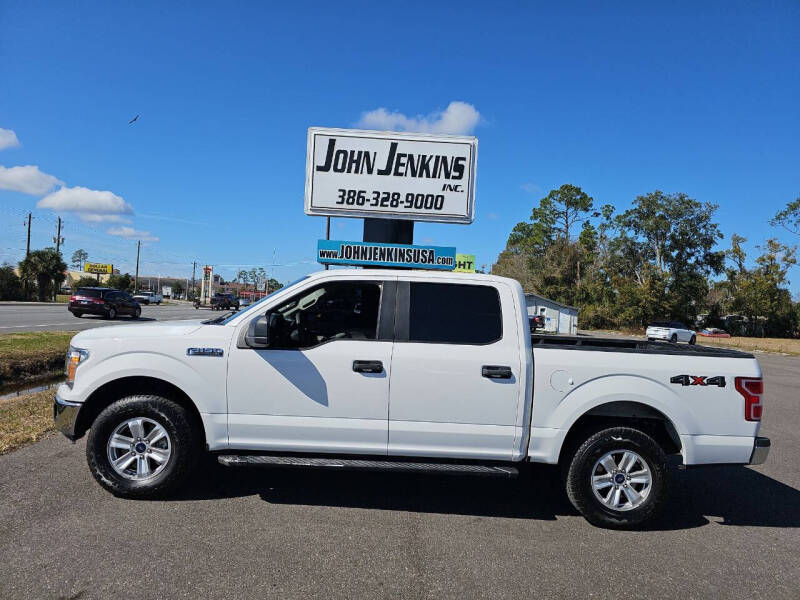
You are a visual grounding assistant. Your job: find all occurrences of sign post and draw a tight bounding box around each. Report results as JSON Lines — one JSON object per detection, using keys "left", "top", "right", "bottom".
{"left": 200, "top": 265, "right": 214, "bottom": 306}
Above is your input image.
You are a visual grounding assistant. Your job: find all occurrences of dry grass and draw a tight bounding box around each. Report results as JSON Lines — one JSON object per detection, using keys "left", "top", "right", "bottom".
{"left": 0, "top": 331, "right": 75, "bottom": 386}
{"left": 697, "top": 336, "right": 800, "bottom": 356}
{"left": 0, "top": 390, "right": 54, "bottom": 454}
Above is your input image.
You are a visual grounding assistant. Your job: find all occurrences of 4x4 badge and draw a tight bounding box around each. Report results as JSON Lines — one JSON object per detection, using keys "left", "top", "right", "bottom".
{"left": 670, "top": 375, "right": 725, "bottom": 387}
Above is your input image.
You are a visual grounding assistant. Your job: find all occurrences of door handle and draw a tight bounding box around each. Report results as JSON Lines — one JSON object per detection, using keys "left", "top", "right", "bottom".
{"left": 353, "top": 360, "right": 383, "bottom": 374}
{"left": 482, "top": 365, "right": 512, "bottom": 379}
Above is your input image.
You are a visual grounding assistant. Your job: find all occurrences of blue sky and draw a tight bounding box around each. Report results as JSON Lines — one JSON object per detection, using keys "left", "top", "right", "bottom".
{"left": 1, "top": 1, "right": 798, "bottom": 290}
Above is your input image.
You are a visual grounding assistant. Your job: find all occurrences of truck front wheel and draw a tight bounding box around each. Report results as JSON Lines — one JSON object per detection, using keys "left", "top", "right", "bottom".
{"left": 565, "top": 427, "right": 668, "bottom": 529}
{"left": 86, "top": 395, "right": 200, "bottom": 498}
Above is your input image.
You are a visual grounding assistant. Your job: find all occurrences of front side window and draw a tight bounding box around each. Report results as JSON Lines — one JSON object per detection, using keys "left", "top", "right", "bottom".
{"left": 268, "top": 281, "right": 382, "bottom": 350}
{"left": 408, "top": 283, "right": 502, "bottom": 344}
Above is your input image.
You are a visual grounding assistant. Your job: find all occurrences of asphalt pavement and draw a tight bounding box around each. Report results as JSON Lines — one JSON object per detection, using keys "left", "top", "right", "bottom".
{"left": 0, "top": 356, "right": 798, "bottom": 599}
{"left": 0, "top": 302, "right": 206, "bottom": 333}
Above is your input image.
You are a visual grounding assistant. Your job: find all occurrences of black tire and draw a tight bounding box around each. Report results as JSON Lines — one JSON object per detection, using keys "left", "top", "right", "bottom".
{"left": 689, "top": 335, "right": 696, "bottom": 345}
{"left": 72, "top": 311, "right": 82, "bottom": 318}
{"left": 670, "top": 333, "right": 678, "bottom": 343}
{"left": 106, "top": 307, "right": 117, "bottom": 320}
{"left": 565, "top": 426, "right": 669, "bottom": 529}
{"left": 132, "top": 306, "right": 141, "bottom": 319}
{"left": 86, "top": 395, "right": 200, "bottom": 498}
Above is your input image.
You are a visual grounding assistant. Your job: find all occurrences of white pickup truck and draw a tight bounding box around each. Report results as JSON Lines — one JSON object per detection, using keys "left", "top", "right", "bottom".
{"left": 132, "top": 290, "right": 163, "bottom": 305}
{"left": 54, "top": 270, "right": 770, "bottom": 528}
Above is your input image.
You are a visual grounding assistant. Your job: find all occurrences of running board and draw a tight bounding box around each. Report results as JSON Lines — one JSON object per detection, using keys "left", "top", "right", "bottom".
{"left": 217, "top": 454, "right": 518, "bottom": 478}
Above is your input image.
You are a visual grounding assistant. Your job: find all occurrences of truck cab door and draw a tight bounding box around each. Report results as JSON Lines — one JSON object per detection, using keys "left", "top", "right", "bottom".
{"left": 226, "top": 278, "right": 396, "bottom": 455}
{"left": 387, "top": 280, "right": 523, "bottom": 461}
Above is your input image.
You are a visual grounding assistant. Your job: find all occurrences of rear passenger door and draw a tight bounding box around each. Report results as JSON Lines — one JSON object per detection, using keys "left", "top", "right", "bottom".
{"left": 388, "top": 280, "right": 523, "bottom": 460}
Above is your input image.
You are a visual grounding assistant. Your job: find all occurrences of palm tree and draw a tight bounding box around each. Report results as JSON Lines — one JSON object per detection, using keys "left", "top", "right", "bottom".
{"left": 237, "top": 269, "right": 249, "bottom": 293}
{"left": 19, "top": 248, "right": 67, "bottom": 301}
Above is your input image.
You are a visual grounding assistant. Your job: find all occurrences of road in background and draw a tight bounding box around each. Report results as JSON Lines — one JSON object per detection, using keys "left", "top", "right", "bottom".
{"left": 0, "top": 355, "right": 797, "bottom": 598}
{"left": 0, "top": 302, "right": 206, "bottom": 333}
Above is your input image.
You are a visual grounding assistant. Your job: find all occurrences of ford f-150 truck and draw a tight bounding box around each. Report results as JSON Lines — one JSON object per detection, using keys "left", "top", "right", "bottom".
{"left": 54, "top": 270, "right": 770, "bottom": 528}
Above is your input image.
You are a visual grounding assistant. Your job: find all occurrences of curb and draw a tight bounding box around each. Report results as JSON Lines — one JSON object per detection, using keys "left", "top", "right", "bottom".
{"left": 0, "top": 302, "right": 67, "bottom": 306}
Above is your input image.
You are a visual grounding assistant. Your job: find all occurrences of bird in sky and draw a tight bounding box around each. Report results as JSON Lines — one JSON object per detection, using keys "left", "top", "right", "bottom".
{"left": 128, "top": 114, "right": 139, "bottom": 124}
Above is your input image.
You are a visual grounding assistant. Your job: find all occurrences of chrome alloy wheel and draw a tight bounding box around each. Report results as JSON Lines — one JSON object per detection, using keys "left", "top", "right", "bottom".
{"left": 106, "top": 417, "right": 172, "bottom": 480}
{"left": 591, "top": 449, "right": 652, "bottom": 511}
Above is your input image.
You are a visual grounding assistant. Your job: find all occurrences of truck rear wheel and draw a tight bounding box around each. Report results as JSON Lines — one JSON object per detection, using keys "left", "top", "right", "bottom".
{"left": 565, "top": 426, "right": 668, "bottom": 529}
{"left": 86, "top": 395, "right": 200, "bottom": 498}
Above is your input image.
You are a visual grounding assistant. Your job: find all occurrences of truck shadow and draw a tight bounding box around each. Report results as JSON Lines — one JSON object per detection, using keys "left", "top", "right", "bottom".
{"left": 175, "top": 461, "right": 800, "bottom": 530}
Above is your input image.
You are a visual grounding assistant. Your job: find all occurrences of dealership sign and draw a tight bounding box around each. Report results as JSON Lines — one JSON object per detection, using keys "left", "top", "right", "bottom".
{"left": 305, "top": 128, "right": 477, "bottom": 224}
{"left": 317, "top": 240, "right": 456, "bottom": 270}
{"left": 84, "top": 262, "right": 112, "bottom": 274}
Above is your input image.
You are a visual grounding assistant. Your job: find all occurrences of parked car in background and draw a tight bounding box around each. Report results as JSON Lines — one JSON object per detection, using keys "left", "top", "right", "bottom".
{"left": 646, "top": 321, "right": 696, "bottom": 344}
{"left": 211, "top": 292, "right": 240, "bottom": 311}
{"left": 69, "top": 288, "right": 141, "bottom": 320}
{"left": 238, "top": 298, "right": 251, "bottom": 308}
{"left": 132, "top": 291, "right": 163, "bottom": 305}
{"left": 699, "top": 328, "right": 731, "bottom": 338}
{"left": 528, "top": 314, "right": 545, "bottom": 331}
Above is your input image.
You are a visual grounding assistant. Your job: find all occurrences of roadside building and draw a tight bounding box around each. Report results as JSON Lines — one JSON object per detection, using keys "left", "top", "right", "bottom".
{"left": 525, "top": 293, "right": 578, "bottom": 335}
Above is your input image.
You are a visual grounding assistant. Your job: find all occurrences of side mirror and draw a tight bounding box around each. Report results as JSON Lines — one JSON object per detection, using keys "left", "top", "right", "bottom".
{"left": 245, "top": 314, "right": 270, "bottom": 348}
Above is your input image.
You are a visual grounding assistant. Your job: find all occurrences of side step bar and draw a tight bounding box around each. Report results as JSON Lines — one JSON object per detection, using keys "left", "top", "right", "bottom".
{"left": 217, "top": 454, "right": 518, "bottom": 478}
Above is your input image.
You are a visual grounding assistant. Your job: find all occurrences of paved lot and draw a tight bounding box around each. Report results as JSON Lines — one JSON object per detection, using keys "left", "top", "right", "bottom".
{"left": 0, "top": 302, "right": 206, "bottom": 333}
{"left": 0, "top": 355, "right": 798, "bottom": 599}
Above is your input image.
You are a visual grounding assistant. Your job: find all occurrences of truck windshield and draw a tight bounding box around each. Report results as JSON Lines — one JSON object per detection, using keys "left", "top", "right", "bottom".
{"left": 216, "top": 276, "right": 309, "bottom": 325}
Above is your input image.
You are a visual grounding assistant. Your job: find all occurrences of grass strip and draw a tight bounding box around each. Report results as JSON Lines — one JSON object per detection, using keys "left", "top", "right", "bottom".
{"left": 0, "top": 390, "right": 54, "bottom": 454}
{"left": 0, "top": 331, "right": 75, "bottom": 387}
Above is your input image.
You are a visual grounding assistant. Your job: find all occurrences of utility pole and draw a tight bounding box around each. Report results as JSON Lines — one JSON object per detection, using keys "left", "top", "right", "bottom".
{"left": 134, "top": 240, "right": 141, "bottom": 293}
{"left": 53, "top": 217, "right": 64, "bottom": 254}
{"left": 325, "top": 217, "right": 330, "bottom": 270}
{"left": 191, "top": 261, "right": 197, "bottom": 301}
{"left": 53, "top": 217, "right": 64, "bottom": 301}
{"left": 25, "top": 212, "right": 33, "bottom": 257}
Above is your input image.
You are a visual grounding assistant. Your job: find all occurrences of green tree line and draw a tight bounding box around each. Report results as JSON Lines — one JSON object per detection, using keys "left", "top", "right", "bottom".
{"left": 492, "top": 186, "right": 799, "bottom": 337}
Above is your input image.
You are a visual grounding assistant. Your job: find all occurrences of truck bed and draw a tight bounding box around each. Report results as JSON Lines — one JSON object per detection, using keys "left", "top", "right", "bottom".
{"left": 530, "top": 333, "right": 753, "bottom": 358}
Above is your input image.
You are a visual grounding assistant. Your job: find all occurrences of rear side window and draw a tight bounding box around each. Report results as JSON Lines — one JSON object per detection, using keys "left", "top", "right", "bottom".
{"left": 409, "top": 283, "right": 502, "bottom": 344}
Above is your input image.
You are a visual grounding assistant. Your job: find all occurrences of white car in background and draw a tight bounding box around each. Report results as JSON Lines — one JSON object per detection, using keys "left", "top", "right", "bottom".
{"left": 646, "top": 321, "right": 696, "bottom": 344}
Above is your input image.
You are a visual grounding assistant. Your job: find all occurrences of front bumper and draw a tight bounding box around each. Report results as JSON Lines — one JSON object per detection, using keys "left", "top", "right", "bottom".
{"left": 53, "top": 393, "right": 82, "bottom": 441}
{"left": 749, "top": 436, "right": 771, "bottom": 465}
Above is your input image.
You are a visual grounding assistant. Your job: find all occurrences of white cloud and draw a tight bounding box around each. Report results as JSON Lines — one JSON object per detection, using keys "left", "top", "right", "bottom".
{"left": 520, "top": 182, "right": 543, "bottom": 195}
{"left": 356, "top": 101, "right": 481, "bottom": 135}
{"left": 79, "top": 213, "right": 132, "bottom": 223}
{"left": 37, "top": 186, "right": 133, "bottom": 216}
{"left": 0, "top": 128, "right": 20, "bottom": 151}
{"left": 107, "top": 226, "right": 159, "bottom": 243}
{"left": 0, "top": 165, "right": 63, "bottom": 195}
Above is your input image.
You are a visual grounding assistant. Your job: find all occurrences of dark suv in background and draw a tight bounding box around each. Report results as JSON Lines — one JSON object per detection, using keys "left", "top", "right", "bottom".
{"left": 68, "top": 288, "right": 141, "bottom": 320}
{"left": 210, "top": 293, "right": 240, "bottom": 311}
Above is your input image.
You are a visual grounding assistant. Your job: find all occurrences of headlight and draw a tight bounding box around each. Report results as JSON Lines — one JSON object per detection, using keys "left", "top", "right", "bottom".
{"left": 65, "top": 347, "right": 89, "bottom": 386}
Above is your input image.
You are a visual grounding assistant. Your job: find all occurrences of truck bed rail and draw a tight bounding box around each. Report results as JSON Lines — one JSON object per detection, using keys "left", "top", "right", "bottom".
{"left": 531, "top": 334, "right": 754, "bottom": 358}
